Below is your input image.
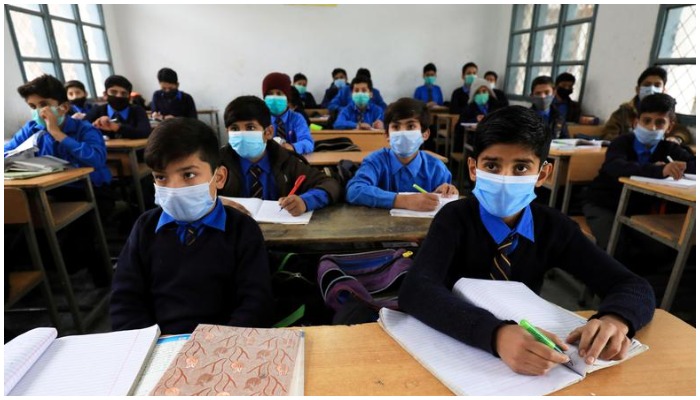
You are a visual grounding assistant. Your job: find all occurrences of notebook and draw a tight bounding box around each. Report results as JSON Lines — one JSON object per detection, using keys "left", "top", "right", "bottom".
{"left": 219, "top": 196, "right": 313, "bottom": 224}
{"left": 4, "top": 324, "right": 160, "bottom": 396}
{"left": 551, "top": 138, "right": 609, "bottom": 149}
{"left": 378, "top": 278, "right": 648, "bottom": 396}
{"left": 150, "top": 325, "right": 304, "bottom": 396}
{"left": 630, "top": 175, "right": 696, "bottom": 188}
{"left": 390, "top": 193, "right": 459, "bottom": 218}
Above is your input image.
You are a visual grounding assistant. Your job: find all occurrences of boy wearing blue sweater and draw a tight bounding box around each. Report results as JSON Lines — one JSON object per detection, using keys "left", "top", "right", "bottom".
{"left": 333, "top": 75, "right": 385, "bottom": 130}
{"left": 413, "top": 62, "right": 444, "bottom": 107}
{"left": 262, "top": 72, "right": 314, "bottom": 155}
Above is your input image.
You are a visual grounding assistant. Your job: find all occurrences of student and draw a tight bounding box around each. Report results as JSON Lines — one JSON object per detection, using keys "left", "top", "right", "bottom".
{"left": 150, "top": 67, "right": 197, "bottom": 119}
{"left": 293, "top": 73, "right": 318, "bottom": 109}
{"left": 414, "top": 63, "right": 444, "bottom": 107}
{"left": 320, "top": 67, "right": 347, "bottom": 109}
{"left": 449, "top": 62, "right": 478, "bottom": 115}
{"left": 346, "top": 98, "right": 457, "bottom": 210}
{"left": 454, "top": 77, "right": 505, "bottom": 149}
{"left": 289, "top": 86, "right": 311, "bottom": 126}
{"left": 399, "top": 105, "right": 655, "bottom": 376}
{"left": 110, "top": 118, "right": 273, "bottom": 334}
{"left": 261, "top": 72, "right": 314, "bottom": 155}
{"left": 327, "top": 68, "right": 387, "bottom": 111}
{"left": 333, "top": 75, "right": 384, "bottom": 130}
{"left": 583, "top": 93, "right": 695, "bottom": 252}
{"left": 64, "top": 80, "right": 93, "bottom": 119}
{"left": 219, "top": 96, "right": 341, "bottom": 215}
{"left": 483, "top": 71, "right": 509, "bottom": 108}
{"left": 530, "top": 75, "right": 565, "bottom": 139}
{"left": 552, "top": 72, "right": 582, "bottom": 124}
{"left": 86, "top": 75, "right": 151, "bottom": 139}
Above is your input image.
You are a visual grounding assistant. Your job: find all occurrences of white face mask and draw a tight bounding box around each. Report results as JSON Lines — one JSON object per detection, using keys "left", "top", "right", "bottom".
{"left": 638, "top": 85, "right": 662, "bottom": 100}
{"left": 154, "top": 171, "right": 217, "bottom": 222}
{"left": 487, "top": 82, "right": 496, "bottom": 90}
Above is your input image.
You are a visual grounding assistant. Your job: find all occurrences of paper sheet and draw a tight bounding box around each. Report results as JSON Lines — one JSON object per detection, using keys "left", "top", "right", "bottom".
{"left": 629, "top": 175, "right": 696, "bottom": 188}
{"left": 390, "top": 193, "right": 458, "bottom": 218}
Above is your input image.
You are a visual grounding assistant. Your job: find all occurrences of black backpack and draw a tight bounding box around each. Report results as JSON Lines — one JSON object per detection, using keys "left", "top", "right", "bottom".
{"left": 313, "top": 137, "right": 361, "bottom": 152}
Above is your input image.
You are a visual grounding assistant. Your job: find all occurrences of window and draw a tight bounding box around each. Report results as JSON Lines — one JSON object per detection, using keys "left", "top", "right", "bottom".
{"left": 650, "top": 4, "right": 696, "bottom": 124}
{"left": 5, "top": 4, "right": 113, "bottom": 98}
{"left": 504, "top": 5, "right": 597, "bottom": 103}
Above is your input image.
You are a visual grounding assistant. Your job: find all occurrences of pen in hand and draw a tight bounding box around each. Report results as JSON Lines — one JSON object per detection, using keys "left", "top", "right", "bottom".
{"left": 280, "top": 175, "right": 306, "bottom": 211}
{"left": 412, "top": 183, "right": 428, "bottom": 194}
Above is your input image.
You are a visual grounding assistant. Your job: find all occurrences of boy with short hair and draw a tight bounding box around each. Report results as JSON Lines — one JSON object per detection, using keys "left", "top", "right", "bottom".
{"left": 64, "top": 80, "right": 93, "bottom": 119}
{"left": 219, "top": 96, "right": 341, "bottom": 216}
{"left": 552, "top": 72, "right": 582, "bottom": 123}
{"left": 293, "top": 73, "right": 318, "bottom": 109}
{"left": 333, "top": 75, "right": 384, "bottom": 130}
{"left": 262, "top": 72, "right": 314, "bottom": 155}
{"left": 320, "top": 67, "right": 347, "bottom": 109}
{"left": 110, "top": 118, "right": 273, "bottom": 334}
{"left": 530, "top": 75, "right": 565, "bottom": 139}
{"left": 449, "top": 62, "right": 478, "bottom": 115}
{"left": 413, "top": 62, "right": 444, "bottom": 107}
{"left": 484, "top": 71, "right": 509, "bottom": 108}
{"left": 150, "top": 67, "right": 197, "bottom": 120}
{"left": 327, "top": 68, "right": 387, "bottom": 111}
{"left": 399, "top": 105, "right": 655, "bottom": 376}
{"left": 86, "top": 75, "right": 150, "bottom": 139}
{"left": 346, "top": 98, "right": 458, "bottom": 211}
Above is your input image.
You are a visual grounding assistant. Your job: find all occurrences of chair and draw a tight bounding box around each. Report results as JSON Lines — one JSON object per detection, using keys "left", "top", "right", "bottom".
{"left": 4, "top": 188, "right": 62, "bottom": 331}
{"left": 567, "top": 123, "right": 604, "bottom": 138}
{"left": 561, "top": 150, "right": 607, "bottom": 214}
{"left": 433, "top": 114, "right": 459, "bottom": 157}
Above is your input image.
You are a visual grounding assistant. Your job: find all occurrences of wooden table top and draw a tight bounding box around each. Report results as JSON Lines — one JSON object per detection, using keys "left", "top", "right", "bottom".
{"left": 302, "top": 309, "right": 695, "bottom": 396}
{"left": 105, "top": 138, "right": 148, "bottom": 149}
{"left": 4, "top": 167, "right": 93, "bottom": 189}
{"left": 548, "top": 146, "right": 607, "bottom": 157}
{"left": 618, "top": 177, "right": 696, "bottom": 203}
{"left": 305, "top": 150, "right": 447, "bottom": 166}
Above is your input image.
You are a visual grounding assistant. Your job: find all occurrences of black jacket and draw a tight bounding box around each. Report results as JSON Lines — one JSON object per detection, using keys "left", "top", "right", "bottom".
{"left": 86, "top": 104, "right": 151, "bottom": 139}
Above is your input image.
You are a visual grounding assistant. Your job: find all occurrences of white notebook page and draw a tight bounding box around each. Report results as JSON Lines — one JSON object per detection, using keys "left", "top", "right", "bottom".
{"left": 4, "top": 328, "right": 56, "bottom": 395}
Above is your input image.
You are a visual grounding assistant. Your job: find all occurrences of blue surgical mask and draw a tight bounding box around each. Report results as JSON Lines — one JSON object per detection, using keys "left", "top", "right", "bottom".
{"left": 264, "top": 95, "right": 288, "bottom": 116}
{"left": 352, "top": 92, "right": 371, "bottom": 108}
{"left": 464, "top": 74, "right": 476, "bottom": 86}
{"left": 154, "top": 172, "right": 217, "bottom": 222}
{"left": 334, "top": 79, "right": 346, "bottom": 89}
{"left": 32, "top": 106, "right": 64, "bottom": 129}
{"left": 389, "top": 130, "right": 423, "bottom": 158}
{"left": 638, "top": 85, "right": 662, "bottom": 100}
{"left": 531, "top": 95, "right": 554, "bottom": 111}
{"left": 294, "top": 84, "right": 307, "bottom": 95}
{"left": 474, "top": 93, "right": 490, "bottom": 106}
{"left": 633, "top": 125, "right": 664, "bottom": 147}
{"left": 472, "top": 169, "right": 539, "bottom": 218}
{"left": 228, "top": 131, "right": 266, "bottom": 160}
{"left": 424, "top": 76, "right": 437, "bottom": 86}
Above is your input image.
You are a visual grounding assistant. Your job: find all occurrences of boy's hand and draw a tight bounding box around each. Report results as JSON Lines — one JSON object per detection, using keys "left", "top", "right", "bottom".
{"left": 40, "top": 106, "right": 67, "bottom": 141}
{"left": 496, "top": 324, "right": 570, "bottom": 376}
{"left": 151, "top": 112, "right": 163, "bottom": 121}
{"left": 358, "top": 122, "right": 373, "bottom": 130}
{"left": 71, "top": 112, "right": 86, "bottom": 120}
{"left": 372, "top": 120, "right": 384, "bottom": 130}
{"left": 476, "top": 114, "right": 485, "bottom": 122}
{"left": 394, "top": 193, "right": 440, "bottom": 211}
{"left": 566, "top": 314, "right": 630, "bottom": 364}
{"left": 163, "top": 114, "right": 175, "bottom": 120}
{"left": 426, "top": 101, "right": 437, "bottom": 108}
{"left": 93, "top": 116, "right": 120, "bottom": 132}
{"left": 282, "top": 143, "right": 295, "bottom": 152}
{"left": 663, "top": 161, "right": 686, "bottom": 180}
{"left": 278, "top": 195, "right": 307, "bottom": 216}
{"left": 433, "top": 183, "right": 458, "bottom": 197}
{"left": 220, "top": 198, "right": 251, "bottom": 217}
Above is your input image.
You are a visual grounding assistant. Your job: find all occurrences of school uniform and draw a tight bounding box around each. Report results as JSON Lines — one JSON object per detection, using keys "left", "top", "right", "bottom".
{"left": 4, "top": 117, "right": 111, "bottom": 187}
{"left": 453, "top": 98, "right": 504, "bottom": 149}
{"left": 327, "top": 86, "right": 388, "bottom": 111}
{"left": 413, "top": 84, "right": 444, "bottom": 105}
{"left": 449, "top": 85, "right": 470, "bottom": 115}
{"left": 270, "top": 108, "right": 314, "bottom": 155}
{"left": 553, "top": 96, "right": 582, "bottom": 123}
{"left": 531, "top": 104, "right": 566, "bottom": 139}
{"left": 299, "top": 92, "right": 318, "bottom": 109}
{"left": 492, "top": 88, "right": 509, "bottom": 108}
{"left": 333, "top": 103, "right": 384, "bottom": 130}
{"left": 320, "top": 84, "right": 340, "bottom": 109}
{"left": 150, "top": 90, "right": 197, "bottom": 118}
{"left": 345, "top": 148, "right": 452, "bottom": 209}
{"left": 399, "top": 196, "right": 655, "bottom": 355}
{"left": 86, "top": 103, "right": 151, "bottom": 139}
{"left": 218, "top": 140, "right": 341, "bottom": 209}
{"left": 68, "top": 101, "right": 94, "bottom": 115}
{"left": 110, "top": 199, "right": 273, "bottom": 334}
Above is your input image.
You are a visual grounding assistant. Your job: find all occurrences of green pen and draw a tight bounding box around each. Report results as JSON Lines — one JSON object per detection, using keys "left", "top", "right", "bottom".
{"left": 412, "top": 183, "right": 428, "bottom": 194}
{"left": 519, "top": 319, "right": 565, "bottom": 354}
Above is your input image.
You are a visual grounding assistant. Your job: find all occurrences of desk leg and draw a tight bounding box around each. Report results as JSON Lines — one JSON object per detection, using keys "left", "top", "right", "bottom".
{"left": 660, "top": 207, "right": 696, "bottom": 310}
{"left": 128, "top": 149, "right": 146, "bottom": 214}
{"left": 606, "top": 185, "right": 631, "bottom": 255}
{"left": 548, "top": 158, "right": 562, "bottom": 208}
{"left": 561, "top": 183, "right": 573, "bottom": 215}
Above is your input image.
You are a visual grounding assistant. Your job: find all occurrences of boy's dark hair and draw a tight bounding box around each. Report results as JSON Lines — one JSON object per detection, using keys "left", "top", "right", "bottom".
{"left": 224, "top": 95, "right": 271, "bottom": 129}
{"left": 17, "top": 74, "right": 68, "bottom": 103}
{"left": 555, "top": 72, "right": 576, "bottom": 85}
{"left": 639, "top": 93, "right": 676, "bottom": 121}
{"left": 356, "top": 68, "right": 371, "bottom": 79}
{"left": 157, "top": 68, "right": 178, "bottom": 84}
{"left": 530, "top": 75, "right": 553, "bottom": 93}
{"left": 423, "top": 63, "right": 437, "bottom": 74}
{"left": 104, "top": 75, "right": 133, "bottom": 92}
{"left": 64, "top": 80, "right": 86, "bottom": 92}
{"left": 351, "top": 75, "right": 373, "bottom": 91}
{"left": 145, "top": 117, "right": 220, "bottom": 173}
{"left": 484, "top": 71, "right": 498, "bottom": 81}
{"left": 383, "top": 98, "right": 431, "bottom": 133}
{"left": 462, "top": 62, "right": 478, "bottom": 75}
{"left": 332, "top": 68, "right": 347, "bottom": 78}
{"left": 474, "top": 106, "right": 550, "bottom": 165}
{"left": 293, "top": 73, "right": 307, "bottom": 82}
{"left": 637, "top": 66, "right": 667, "bottom": 86}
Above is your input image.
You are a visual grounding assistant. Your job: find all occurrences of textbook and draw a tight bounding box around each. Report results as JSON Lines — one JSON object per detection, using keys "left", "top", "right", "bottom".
{"left": 219, "top": 196, "right": 313, "bottom": 224}
{"left": 630, "top": 175, "right": 696, "bottom": 188}
{"left": 132, "top": 334, "right": 191, "bottom": 396}
{"left": 378, "top": 278, "right": 648, "bottom": 396}
{"left": 4, "top": 324, "right": 160, "bottom": 396}
{"left": 150, "top": 324, "right": 305, "bottom": 396}
{"left": 390, "top": 193, "right": 458, "bottom": 218}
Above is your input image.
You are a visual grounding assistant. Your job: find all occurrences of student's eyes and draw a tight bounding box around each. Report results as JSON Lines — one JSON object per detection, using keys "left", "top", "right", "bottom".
{"left": 183, "top": 172, "right": 196, "bottom": 180}
{"left": 245, "top": 125, "right": 258, "bottom": 131}
{"left": 389, "top": 123, "right": 400, "bottom": 131}
{"left": 483, "top": 162, "right": 499, "bottom": 172}
{"left": 407, "top": 123, "right": 418, "bottom": 130}
{"left": 153, "top": 174, "right": 166, "bottom": 182}
{"left": 514, "top": 164, "right": 530, "bottom": 174}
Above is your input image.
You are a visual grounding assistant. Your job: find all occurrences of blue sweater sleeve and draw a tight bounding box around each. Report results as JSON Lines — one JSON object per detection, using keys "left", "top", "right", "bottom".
{"left": 345, "top": 154, "right": 397, "bottom": 209}
{"left": 290, "top": 112, "right": 314, "bottom": 155}
{"left": 333, "top": 106, "right": 357, "bottom": 129}
{"left": 4, "top": 121, "right": 35, "bottom": 153}
{"left": 300, "top": 188, "right": 330, "bottom": 211}
{"left": 58, "top": 124, "right": 107, "bottom": 168}
{"left": 413, "top": 87, "right": 423, "bottom": 102}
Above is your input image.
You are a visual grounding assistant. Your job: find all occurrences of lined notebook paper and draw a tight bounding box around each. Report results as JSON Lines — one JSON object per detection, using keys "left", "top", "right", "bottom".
{"left": 630, "top": 175, "right": 696, "bottom": 188}
{"left": 390, "top": 193, "right": 458, "bottom": 218}
{"left": 219, "top": 196, "right": 313, "bottom": 224}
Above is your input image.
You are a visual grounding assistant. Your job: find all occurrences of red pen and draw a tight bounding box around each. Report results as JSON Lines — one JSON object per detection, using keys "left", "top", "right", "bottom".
{"left": 280, "top": 175, "right": 306, "bottom": 211}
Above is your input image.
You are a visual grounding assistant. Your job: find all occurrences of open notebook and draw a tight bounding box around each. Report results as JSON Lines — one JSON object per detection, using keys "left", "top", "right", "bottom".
{"left": 551, "top": 138, "right": 609, "bottom": 148}
{"left": 630, "top": 175, "right": 696, "bottom": 188}
{"left": 219, "top": 196, "right": 313, "bottom": 224}
{"left": 379, "top": 279, "right": 648, "bottom": 396}
{"left": 390, "top": 193, "right": 459, "bottom": 218}
{"left": 4, "top": 324, "right": 159, "bottom": 396}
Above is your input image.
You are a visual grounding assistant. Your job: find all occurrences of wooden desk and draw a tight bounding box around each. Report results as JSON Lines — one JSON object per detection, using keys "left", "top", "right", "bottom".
{"left": 433, "top": 113, "right": 459, "bottom": 157}
{"left": 305, "top": 150, "right": 448, "bottom": 166}
{"left": 607, "top": 177, "right": 696, "bottom": 310}
{"left": 106, "top": 138, "right": 150, "bottom": 213}
{"left": 303, "top": 309, "right": 695, "bottom": 395}
{"left": 4, "top": 168, "right": 112, "bottom": 333}
{"left": 544, "top": 146, "right": 607, "bottom": 212}
{"left": 258, "top": 203, "right": 433, "bottom": 246}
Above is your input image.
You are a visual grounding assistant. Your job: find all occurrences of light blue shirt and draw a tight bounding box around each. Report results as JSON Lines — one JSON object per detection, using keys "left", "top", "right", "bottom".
{"left": 632, "top": 137, "right": 659, "bottom": 165}
{"left": 327, "top": 86, "right": 387, "bottom": 111}
{"left": 107, "top": 104, "right": 130, "bottom": 121}
{"left": 333, "top": 103, "right": 384, "bottom": 130}
{"left": 479, "top": 203, "right": 535, "bottom": 253}
{"left": 271, "top": 109, "right": 314, "bottom": 154}
{"left": 413, "top": 84, "right": 444, "bottom": 105}
{"left": 156, "top": 198, "right": 227, "bottom": 244}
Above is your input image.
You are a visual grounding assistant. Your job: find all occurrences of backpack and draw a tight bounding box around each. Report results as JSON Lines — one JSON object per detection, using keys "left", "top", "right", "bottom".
{"left": 313, "top": 137, "right": 361, "bottom": 152}
{"left": 322, "top": 159, "right": 359, "bottom": 188}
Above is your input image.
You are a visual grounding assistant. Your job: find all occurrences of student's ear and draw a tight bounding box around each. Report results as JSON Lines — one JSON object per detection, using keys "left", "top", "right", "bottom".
{"left": 634, "top": 85, "right": 640, "bottom": 96}
{"left": 467, "top": 157, "right": 477, "bottom": 182}
{"left": 214, "top": 165, "right": 228, "bottom": 190}
{"left": 534, "top": 161, "right": 553, "bottom": 188}
{"left": 666, "top": 120, "right": 676, "bottom": 135}
{"left": 103, "top": 91, "right": 108, "bottom": 101}
{"left": 263, "top": 125, "right": 274, "bottom": 141}
{"left": 421, "top": 128, "right": 430, "bottom": 142}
